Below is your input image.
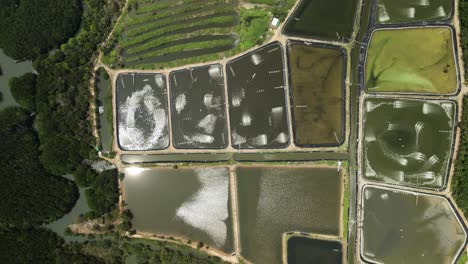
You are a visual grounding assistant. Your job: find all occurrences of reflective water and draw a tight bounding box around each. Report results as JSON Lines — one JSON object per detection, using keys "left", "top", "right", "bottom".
{"left": 363, "top": 98, "right": 456, "bottom": 189}
{"left": 169, "top": 64, "right": 228, "bottom": 149}
{"left": 116, "top": 73, "right": 169, "bottom": 150}
{"left": 0, "top": 50, "right": 34, "bottom": 109}
{"left": 362, "top": 186, "right": 466, "bottom": 264}
{"left": 287, "top": 41, "right": 345, "bottom": 147}
{"left": 236, "top": 166, "right": 342, "bottom": 264}
{"left": 123, "top": 166, "right": 234, "bottom": 252}
{"left": 226, "top": 42, "right": 290, "bottom": 149}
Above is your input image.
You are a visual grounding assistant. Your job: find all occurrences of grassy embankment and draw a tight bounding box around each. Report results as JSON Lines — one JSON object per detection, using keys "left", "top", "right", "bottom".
{"left": 365, "top": 27, "right": 458, "bottom": 94}
{"left": 102, "top": 0, "right": 295, "bottom": 69}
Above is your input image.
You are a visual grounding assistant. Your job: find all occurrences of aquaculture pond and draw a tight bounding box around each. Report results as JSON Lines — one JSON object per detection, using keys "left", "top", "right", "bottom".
{"left": 287, "top": 41, "right": 345, "bottom": 147}
{"left": 123, "top": 166, "right": 234, "bottom": 253}
{"left": 283, "top": 0, "right": 359, "bottom": 41}
{"left": 362, "top": 98, "right": 456, "bottom": 189}
{"left": 376, "top": 0, "right": 453, "bottom": 24}
{"left": 365, "top": 27, "right": 458, "bottom": 94}
{"left": 0, "top": 50, "right": 34, "bottom": 109}
{"left": 169, "top": 64, "right": 228, "bottom": 149}
{"left": 116, "top": 73, "right": 169, "bottom": 150}
{"left": 361, "top": 186, "right": 466, "bottom": 264}
{"left": 95, "top": 69, "right": 113, "bottom": 153}
{"left": 226, "top": 42, "right": 290, "bottom": 149}
{"left": 287, "top": 236, "right": 342, "bottom": 264}
{"left": 236, "top": 166, "right": 342, "bottom": 264}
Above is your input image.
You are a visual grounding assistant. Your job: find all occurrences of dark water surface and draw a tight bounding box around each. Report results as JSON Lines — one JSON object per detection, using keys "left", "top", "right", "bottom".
{"left": 116, "top": 73, "right": 169, "bottom": 150}
{"left": 169, "top": 64, "right": 228, "bottom": 149}
{"left": 287, "top": 236, "right": 342, "bottom": 264}
{"left": 283, "top": 0, "right": 359, "bottom": 41}
{"left": 236, "top": 166, "right": 342, "bottom": 264}
{"left": 226, "top": 42, "right": 290, "bottom": 149}
{"left": 287, "top": 41, "right": 345, "bottom": 147}
{"left": 376, "top": 0, "right": 453, "bottom": 24}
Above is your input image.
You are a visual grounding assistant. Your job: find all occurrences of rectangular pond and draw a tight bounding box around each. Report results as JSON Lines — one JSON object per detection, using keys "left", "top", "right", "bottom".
{"left": 116, "top": 73, "right": 169, "bottom": 150}
{"left": 236, "top": 166, "right": 342, "bottom": 264}
{"left": 362, "top": 97, "right": 456, "bottom": 189}
{"left": 95, "top": 68, "right": 113, "bottom": 153}
{"left": 361, "top": 186, "right": 466, "bottom": 264}
{"left": 123, "top": 166, "right": 234, "bottom": 253}
{"left": 287, "top": 41, "right": 346, "bottom": 147}
{"left": 283, "top": 0, "right": 359, "bottom": 42}
{"left": 287, "top": 236, "right": 342, "bottom": 264}
{"left": 376, "top": 0, "right": 453, "bottom": 24}
{"left": 226, "top": 42, "right": 290, "bottom": 149}
{"left": 365, "top": 27, "right": 459, "bottom": 94}
{"left": 169, "top": 64, "right": 228, "bottom": 149}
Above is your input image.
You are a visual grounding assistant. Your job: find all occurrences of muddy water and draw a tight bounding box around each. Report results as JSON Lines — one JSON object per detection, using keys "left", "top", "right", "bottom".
{"left": 236, "top": 166, "right": 342, "bottom": 264}
{"left": 123, "top": 166, "right": 234, "bottom": 253}
{"left": 0, "top": 50, "right": 34, "bottom": 109}
{"left": 363, "top": 98, "right": 456, "bottom": 189}
{"left": 287, "top": 41, "right": 345, "bottom": 147}
{"left": 95, "top": 70, "right": 113, "bottom": 152}
{"left": 226, "top": 42, "right": 290, "bottom": 149}
{"left": 361, "top": 186, "right": 466, "bottom": 264}
{"left": 376, "top": 0, "right": 453, "bottom": 24}
{"left": 116, "top": 73, "right": 169, "bottom": 150}
{"left": 287, "top": 236, "right": 342, "bottom": 264}
{"left": 283, "top": 0, "right": 358, "bottom": 41}
{"left": 169, "top": 64, "right": 228, "bottom": 149}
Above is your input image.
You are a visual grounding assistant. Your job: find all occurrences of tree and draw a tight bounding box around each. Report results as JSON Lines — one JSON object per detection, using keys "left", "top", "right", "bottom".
{"left": 73, "top": 164, "right": 98, "bottom": 187}
{"left": 9, "top": 73, "right": 37, "bottom": 111}
{"left": 85, "top": 169, "right": 119, "bottom": 216}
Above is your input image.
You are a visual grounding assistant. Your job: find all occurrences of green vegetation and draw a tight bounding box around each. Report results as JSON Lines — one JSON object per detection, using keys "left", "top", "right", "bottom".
{"left": 452, "top": 96, "right": 468, "bottom": 215}
{"left": 9, "top": 73, "right": 37, "bottom": 111}
{"left": 0, "top": 107, "right": 78, "bottom": 225}
{"left": 460, "top": 0, "right": 468, "bottom": 82}
{"left": 457, "top": 251, "right": 467, "bottom": 264}
{"left": 0, "top": 0, "right": 81, "bottom": 60}
{"left": 365, "top": 27, "right": 458, "bottom": 94}
{"left": 102, "top": 0, "right": 294, "bottom": 69}
{"left": 86, "top": 169, "right": 119, "bottom": 216}
{"left": 73, "top": 164, "right": 98, "bottom": 188}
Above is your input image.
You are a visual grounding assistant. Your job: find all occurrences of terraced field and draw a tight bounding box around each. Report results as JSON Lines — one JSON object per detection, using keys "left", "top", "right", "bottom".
{"left": 102, "top": 0, "right": 294, "bottom": 69}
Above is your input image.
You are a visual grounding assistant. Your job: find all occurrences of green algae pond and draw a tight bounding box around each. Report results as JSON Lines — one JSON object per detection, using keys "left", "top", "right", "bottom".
{"left": 283, "top": 0, "right": 359, "bottom": 41}
{"left": 363, "top": 97, "right": 456, "bottom": 189}
{"left": 236, "top": 166, "right": 343, "bottom": 264}
{"left": 361, "top": 186, "right": 466, "bottom": 264}
{"left": 376, "top": 0, "right": 453, "bottom": 24}
{"left": 169, "top": 64, "right": 228, "bottom": 149}
{"left": 116, "top": 73, "right": 170, "bottom": 150}
{"left": 365, "top": 27, "right": 459, "bottom": 94}
{"left": 287, "top": 236, "right": 342, "bottom": 264}
{"left": 226, "top": 42, "right": 290, "bottom": 149}
{"left": 123, "top": 166, "right": 234, "bottom": 253}
{"left": 287, "top": 41, "right": 345, "bottom": 147}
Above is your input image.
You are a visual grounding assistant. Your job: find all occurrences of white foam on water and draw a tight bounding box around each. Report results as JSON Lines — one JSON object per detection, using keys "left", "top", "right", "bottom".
{"left": 274, "top": 132, "right": 288, "bottom": 144}
{"left": 231, "top": 95, "right": 241, "bottom": 107}
{"left": 232, "top": 130, "right": 246, "bottom": 145}
{"left": 400, "top": 7, "right": 415, "bottom": 18}
{"left": 241, "top": 112, "right": 252, "bottom": 126}
{"left": 191, "top": 133, "right": 215, "bottom": 144}
{"left": 380, "top": 193, "right": 389, "bottom": 201}
{"left": 422, "top": 103, "right": 438, "bottom": 115}
{"left": 251, "top": 54, "right": 263, "bottom": 66}
{"left": 411, "top": 0, "right": 429, "bottom": 6}
{"left": 175, "top": 168, "right": 229, "bottom": 248}
{"left": 197, "top": 114, "right": 217, "bottom": 134}
{"left": 252, "top": 134, "right": 268, "bottom": 146}
{"left": 440, "top": 102, "right": 454, "bottom": 127}
{"left": 204, "top": 94, "right": 213, "bottom": 108}
{"left": 378, "top": 5, "right": 390, "bottom": 22}
{"left": 208, "top": 65, "right": 223, "bottom": 80}
{"left": 432, "top": 6, "right": 446, "bottom": 18}
{"left": 175, "top": 94, "right": 187, "bottom": 114}
{"left": 155, "top": 75, "right": 164, "bottom": 88}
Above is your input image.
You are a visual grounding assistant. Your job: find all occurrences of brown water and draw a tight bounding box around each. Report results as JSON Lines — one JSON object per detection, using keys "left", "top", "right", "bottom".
{"left": 236, "top": 166, "right": 342, "bottom": 264}
{"left": 123, "top": 166, "right": 234, "bottom": 253}
{"left": 226, "top": 42, "right": 290, "bottom": 149}
{"left": 287, "top": 41, "right": 345, "bottom": 147}
{"left": 361, "top": 186, "right": 466, "bottom": 264}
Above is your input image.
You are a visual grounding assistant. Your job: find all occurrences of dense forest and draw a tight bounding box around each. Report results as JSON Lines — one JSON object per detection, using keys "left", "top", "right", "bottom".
{"left": 460, "top": 0, "right": 468, "bottom": 78}
{"left": 86, "top": 169, "right": 119, "bottom": 216}
{"left": 452, "top": 96, "right": 468, "bottom": 214}
{"left": 0, "top": 0, "right": 82, "bottom": 60}
{"left": 0, "top": 107, "right": 78, "bottom": 225}
{"left": 9, "top": 73, "right": 37, "bottom": 111}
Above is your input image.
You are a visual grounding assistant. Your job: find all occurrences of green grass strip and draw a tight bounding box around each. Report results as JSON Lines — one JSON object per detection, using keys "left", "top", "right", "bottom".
{"left": 126, "top": 27, "right": 232, "bottom": 55}
{"left": 126, "top": 0, "right": 224, "bottom": 27}
{"left": 120, "top": 15, "right": 235, "bottom": 48}
{"left": 135, "top": 0, "right": 200, "bottom": 15}
{"left": 126, "top": 38, "right": 233, "bottom": 63}
{"left": 132, "top": 52, "right": 223, "bottom": 69}
{"left": 126, "top": 6, "right": 233, "bottom": 37}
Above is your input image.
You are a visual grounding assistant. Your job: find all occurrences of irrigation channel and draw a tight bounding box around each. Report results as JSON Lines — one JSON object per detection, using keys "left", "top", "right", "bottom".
{"left": 91, "top": 0, "right": 468, "bottom": 262}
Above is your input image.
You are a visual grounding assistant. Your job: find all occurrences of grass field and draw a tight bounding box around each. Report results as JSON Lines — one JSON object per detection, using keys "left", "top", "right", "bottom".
{"left": 365, "top": 27, "right": 458, "bottom": 94}
{"left": 102, "top": 0, "right": 294, "bottom": 69}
